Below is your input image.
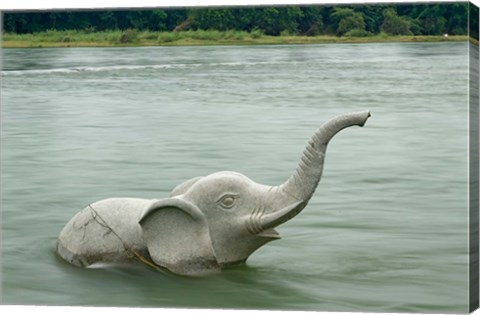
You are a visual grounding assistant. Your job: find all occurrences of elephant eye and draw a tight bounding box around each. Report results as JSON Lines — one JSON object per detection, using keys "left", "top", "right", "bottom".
{"left": 217, "top": 194, "right": 238, "bottom": 209}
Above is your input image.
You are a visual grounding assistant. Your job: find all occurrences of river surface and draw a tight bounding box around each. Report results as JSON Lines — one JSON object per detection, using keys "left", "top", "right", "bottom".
{"left": 0, "top": 42, "right": 471, "bottom": 313}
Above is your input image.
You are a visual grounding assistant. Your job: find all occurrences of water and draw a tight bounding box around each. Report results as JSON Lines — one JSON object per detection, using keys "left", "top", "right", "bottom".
{"left": 1, "top": 42, "right": 471, "bottom": 313}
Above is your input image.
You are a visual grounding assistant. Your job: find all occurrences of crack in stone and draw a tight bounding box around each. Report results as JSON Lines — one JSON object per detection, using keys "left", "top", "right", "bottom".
{"left": 87, "top": 204, "right": 162, "bottom": 271}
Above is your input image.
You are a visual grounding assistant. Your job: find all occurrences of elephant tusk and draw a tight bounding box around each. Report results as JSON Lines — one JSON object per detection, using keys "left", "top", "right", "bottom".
{"left": 258, "top": 200, "right": 306, "bottom": 231}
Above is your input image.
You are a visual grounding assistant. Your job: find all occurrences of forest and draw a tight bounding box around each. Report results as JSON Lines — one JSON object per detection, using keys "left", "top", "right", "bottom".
{"left": 2, "top": 3, "right": 472, "bottom": 38}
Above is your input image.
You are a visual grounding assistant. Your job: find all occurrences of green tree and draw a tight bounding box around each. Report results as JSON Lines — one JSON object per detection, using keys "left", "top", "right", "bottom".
{"left": 4, "top": 13, "right": 29, "bottom": 33}
{"left": 405, "top": 4, "right": 447, "bottom": 35}
{"left": 470, "top": 3, "right": 479, "bottom": 40}
{"left": 1, "top": 3, "right": 469, "bottom": 36}
{"left": 250, "top": 7, "right": 304, "bottom": 35}
{"left": 188, "top": 8, "right": 236, "bottom": 31}
{"left": 164, "top": 9, "right": 188, "bottom": 31}
{"left": 420, "top": 6, "right": 447, "bottom": 35}
{"left": 381, "top": 8, "right": 412, "bottom": 35}
{"left": 355, "top": 4, "right": 388, "bottom": 34}
{"left": 299, "top": 6, "right": 324, "bottom": 36}
{"left": 147, "top": 10, "right": 168, "bottom": 31}
{"left": 253, "top": 7, "right": 281, "bottom": 34}
{"left": 277, "top": 7, "right": 304, "bottom": 35}
{"left": 331, "top": 7, "right": 366, "bottom": 36}
{"left": 98, "top": 11, "right": 118, "bottom": 30}
{"left": 444, "top": 3, "right": 468, "bottom": 35}
{"left": 125, "top": 11, "right": 148, "bottom": 30}
{"left": 229, "top": 8, "right": 258, "bottom": 31}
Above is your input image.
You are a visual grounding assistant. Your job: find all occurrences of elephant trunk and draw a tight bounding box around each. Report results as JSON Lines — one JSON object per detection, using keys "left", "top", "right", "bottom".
{"left": 278, "top": 111, "right": 371, "bottom": 203}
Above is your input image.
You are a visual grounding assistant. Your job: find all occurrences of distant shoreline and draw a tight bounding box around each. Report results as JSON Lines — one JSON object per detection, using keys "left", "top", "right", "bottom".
{"left": 1, "top": 30, "right": 470, "bottom": 48}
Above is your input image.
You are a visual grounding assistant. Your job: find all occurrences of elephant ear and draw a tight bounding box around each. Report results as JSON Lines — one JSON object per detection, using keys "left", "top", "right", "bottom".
{"left": 139, "top": 198, "right": 220, "bottom": 276}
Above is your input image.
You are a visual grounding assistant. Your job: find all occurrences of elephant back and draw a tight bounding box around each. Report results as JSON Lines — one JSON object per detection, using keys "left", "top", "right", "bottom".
{"left": 56, "top": 198, "right": 151, "bottom": 267}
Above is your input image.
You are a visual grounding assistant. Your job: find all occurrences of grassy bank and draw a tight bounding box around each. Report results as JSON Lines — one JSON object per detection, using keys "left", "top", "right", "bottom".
{"left": 1, "top": 29, "right": 469, "bottom": 48}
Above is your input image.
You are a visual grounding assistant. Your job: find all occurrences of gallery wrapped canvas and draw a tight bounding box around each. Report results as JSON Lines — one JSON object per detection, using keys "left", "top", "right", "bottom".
{"left": 1, "top": 0, "right": 479, "bottom": 314}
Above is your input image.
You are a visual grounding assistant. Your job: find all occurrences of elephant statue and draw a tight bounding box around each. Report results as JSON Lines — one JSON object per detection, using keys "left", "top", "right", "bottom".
{"left": 56, "top": 111, "right": 371, "bottom": 276}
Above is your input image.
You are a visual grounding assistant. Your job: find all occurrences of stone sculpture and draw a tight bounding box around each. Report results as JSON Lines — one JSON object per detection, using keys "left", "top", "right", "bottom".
{"left": 56, "top": 111, "right": 371, "bottom": 276}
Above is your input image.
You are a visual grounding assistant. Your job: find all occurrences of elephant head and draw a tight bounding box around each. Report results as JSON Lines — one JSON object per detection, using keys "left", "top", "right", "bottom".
{"left": 138, "top": 111, "right": 371, "bottom": 276}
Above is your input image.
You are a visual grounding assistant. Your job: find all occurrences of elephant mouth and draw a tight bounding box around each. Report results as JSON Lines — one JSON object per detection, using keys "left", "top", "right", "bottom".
{"left": 246, "top": 201, "right": 305, "bottom": 240}
{"left": 257, "top": 228, "right": 281, "bottom": 239}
